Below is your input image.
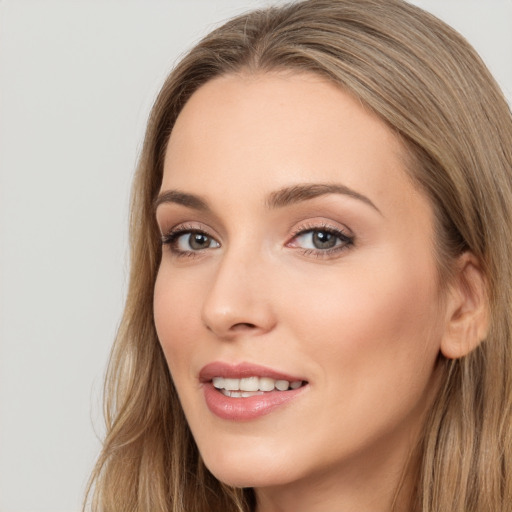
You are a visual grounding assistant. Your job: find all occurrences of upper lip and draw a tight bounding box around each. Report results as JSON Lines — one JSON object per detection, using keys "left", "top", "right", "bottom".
{"left": 199, "top": 361, "right": 306, "bottom": 383}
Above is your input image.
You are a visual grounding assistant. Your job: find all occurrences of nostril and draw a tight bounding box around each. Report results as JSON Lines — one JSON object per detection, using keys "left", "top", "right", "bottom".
{"left": 231, "top": 322, "right": 257, "bottom": 330}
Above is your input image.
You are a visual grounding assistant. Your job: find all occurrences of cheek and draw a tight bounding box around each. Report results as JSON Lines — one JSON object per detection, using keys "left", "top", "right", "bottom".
{"left": 283, "top": 255, "right": 443, "bottom": 391}
{"left": 153, "top": 267, "right": 204, "bottom": 372}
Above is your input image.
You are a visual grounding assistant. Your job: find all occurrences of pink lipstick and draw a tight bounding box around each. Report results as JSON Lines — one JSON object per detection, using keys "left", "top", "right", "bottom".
{"left": 199, "top": 362, "right": 308, "bottom": 421}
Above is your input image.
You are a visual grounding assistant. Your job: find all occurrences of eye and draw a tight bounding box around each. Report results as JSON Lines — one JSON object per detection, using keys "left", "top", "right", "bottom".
{"left": 296, "top": 230, "right": 340, "bottom": 250}
{"left": 162, "top": 228, "right": 220, "bottom": 255}
{"left": 288, "top": 226, "right": 354, "bottom": 255}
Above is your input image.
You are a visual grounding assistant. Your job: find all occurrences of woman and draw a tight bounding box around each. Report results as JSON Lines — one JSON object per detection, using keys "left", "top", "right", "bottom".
{"left": 86, "top": 0, "right": 512, "bottom": 510}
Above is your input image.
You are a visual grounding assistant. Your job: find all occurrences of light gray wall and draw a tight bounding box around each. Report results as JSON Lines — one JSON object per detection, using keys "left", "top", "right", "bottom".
{"left": 0, "top": 1, "right": 510, "bottom": 511}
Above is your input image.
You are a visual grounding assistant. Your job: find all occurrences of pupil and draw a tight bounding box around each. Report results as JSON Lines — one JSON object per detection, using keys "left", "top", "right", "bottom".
{"left": 313, "top": 231, "right": 336, "bottom": 249}
{"left": 190, "top": 233, "right": 210, "bottom": 250}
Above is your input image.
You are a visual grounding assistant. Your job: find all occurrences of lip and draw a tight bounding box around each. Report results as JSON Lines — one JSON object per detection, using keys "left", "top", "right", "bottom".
{"left": 199, "top": 361, "right": 305, "bottom": 382}
{"left": 199, "top": 361, "right": 308, "bottom": 421}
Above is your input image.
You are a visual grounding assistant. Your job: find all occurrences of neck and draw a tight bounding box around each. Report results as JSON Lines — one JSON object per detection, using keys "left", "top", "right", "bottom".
{"left": 254, "top": 424, "right": 420, "bottom": 512}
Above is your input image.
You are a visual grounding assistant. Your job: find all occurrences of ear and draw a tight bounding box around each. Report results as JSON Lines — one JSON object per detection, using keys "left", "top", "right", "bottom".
{"left": 440, "top": 252, "right": 489, "bottom": 359}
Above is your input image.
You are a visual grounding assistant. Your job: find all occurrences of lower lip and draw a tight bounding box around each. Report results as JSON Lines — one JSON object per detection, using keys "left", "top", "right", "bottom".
{"left": 203, "top": 382, "right": 307, "bottom": 421}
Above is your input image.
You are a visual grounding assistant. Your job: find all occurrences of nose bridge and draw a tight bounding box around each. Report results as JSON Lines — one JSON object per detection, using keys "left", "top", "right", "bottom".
{"left": 201, "top": 239, "right": 275, "bottom": 338}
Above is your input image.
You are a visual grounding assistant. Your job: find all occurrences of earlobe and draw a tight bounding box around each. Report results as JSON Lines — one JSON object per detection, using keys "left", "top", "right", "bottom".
{"left": 440, "top": 252, "right": 489, "bottom": 360}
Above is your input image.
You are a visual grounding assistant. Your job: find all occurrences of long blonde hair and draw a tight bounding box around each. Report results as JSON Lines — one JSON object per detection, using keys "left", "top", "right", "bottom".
{"left": 86, "top": 1, "right": 512, "bottom": 510}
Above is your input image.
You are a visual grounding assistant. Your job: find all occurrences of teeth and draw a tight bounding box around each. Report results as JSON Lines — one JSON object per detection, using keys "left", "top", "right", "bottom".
{"left": 240, "top": 376, "right": 259, "bottom": 391}
{"left": 224, "top": 378, "right": 240, "bottom": 390}
{"left": 212, "top": 376, "right": 304, "bottom": 393}
{"left": 259, "top": 377, "right": 275, "bottom": 391}
{"left": 212, "top": 377, "right": 224, "bottom": 389}
{"left": 275, "top": 379, "right": 289, "bottom": 391}
{"left": 221, "top": 389, "right": 264, "bottom": 398}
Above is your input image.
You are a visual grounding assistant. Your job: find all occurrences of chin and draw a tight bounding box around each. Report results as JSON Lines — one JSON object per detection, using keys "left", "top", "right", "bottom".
{"left": 200, "top": 442, "right": 298, "bottom": 489}
{"left": 206, "top": 465, "right": 291, "bottom": 489}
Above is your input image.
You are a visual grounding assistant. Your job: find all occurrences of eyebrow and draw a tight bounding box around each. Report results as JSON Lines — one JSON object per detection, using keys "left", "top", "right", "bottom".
{"left": 265, "top": 183, "right": 381, "bottom": 214}
{"left": 154, "top": 183, "right": 381, "bottom": 215}
{"left": 154, "top": 190, "right": 209, "bottom": 212}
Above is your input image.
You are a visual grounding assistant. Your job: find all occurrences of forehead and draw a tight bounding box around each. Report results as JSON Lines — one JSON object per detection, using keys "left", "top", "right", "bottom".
{"left": 162, "top": 71, "right": 426, "bottom": 221}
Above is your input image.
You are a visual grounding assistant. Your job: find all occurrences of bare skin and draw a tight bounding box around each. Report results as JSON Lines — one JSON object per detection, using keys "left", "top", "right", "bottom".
{"left": 153, "top": 72, "right": 487, "bottom": 511}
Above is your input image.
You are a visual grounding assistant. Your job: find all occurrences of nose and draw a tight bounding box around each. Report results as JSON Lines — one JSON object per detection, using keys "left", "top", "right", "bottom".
{"left": 201, "top": 248, "right": 277, "bottom": 340}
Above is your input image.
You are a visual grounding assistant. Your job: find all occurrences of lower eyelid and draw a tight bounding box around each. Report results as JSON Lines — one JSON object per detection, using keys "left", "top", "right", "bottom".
{"left": 300, "top": 243, "right": 350, "bottom": 254}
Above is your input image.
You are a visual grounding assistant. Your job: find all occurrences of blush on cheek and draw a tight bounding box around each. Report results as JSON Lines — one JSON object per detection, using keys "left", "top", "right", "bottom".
{"left": 290, "top": 257, "right": 441, "bottom": 372}
{"left": 154, "top": 281, "right": 187, "bottom": 354}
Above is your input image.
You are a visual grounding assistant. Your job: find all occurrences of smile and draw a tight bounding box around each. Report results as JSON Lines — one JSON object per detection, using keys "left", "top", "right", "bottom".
{"left": 212, "top": 376, "right": 304, "bottom": 396}
{"left": 200, "top": 363, "right": 309, "bottom": 420}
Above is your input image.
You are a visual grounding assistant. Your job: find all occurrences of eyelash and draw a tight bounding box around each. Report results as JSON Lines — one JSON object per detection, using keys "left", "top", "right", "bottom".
{"left": 160, "top": 223, "right": 354, "bottom": 259}
{"left": 287, "top": 223, "right": 354, "bottom": 258}
{"left": 161, "top": 224, "right": 217, "bottom": 258}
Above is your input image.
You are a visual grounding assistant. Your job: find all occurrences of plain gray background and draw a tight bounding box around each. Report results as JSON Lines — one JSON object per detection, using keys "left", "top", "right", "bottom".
{"left": 1, "top": 1, "right": 511, "bottom": 511}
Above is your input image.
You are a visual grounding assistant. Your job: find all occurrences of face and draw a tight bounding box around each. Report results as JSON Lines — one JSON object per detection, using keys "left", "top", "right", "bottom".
{"left": 154, "top": 72, "right": 447, "bottom": 504}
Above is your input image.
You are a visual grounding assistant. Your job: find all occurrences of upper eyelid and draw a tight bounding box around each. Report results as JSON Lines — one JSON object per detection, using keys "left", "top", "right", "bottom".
{"left": 161, "top": 222, "right": 219, "bottom": 238}
{"left": 159, "top": 219, "right": 354, "bottom": 244}
{"left": 289, "top": 220, "right": 353, "bottom": 237}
